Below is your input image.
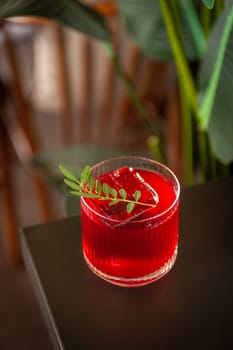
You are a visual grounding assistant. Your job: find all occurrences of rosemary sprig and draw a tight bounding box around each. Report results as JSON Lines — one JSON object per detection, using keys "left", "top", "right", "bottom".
{"left": 59, "top": 165, "right": 157, "bottom": 214}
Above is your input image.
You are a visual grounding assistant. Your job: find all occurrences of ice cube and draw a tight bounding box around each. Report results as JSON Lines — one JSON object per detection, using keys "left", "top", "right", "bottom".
{"left": 94, "top": 166, "right": 159, "bottom": 226}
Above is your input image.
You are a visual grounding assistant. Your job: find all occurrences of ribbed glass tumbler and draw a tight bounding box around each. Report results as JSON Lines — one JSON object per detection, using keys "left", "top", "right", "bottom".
{"left": 80, "top": 156, "right": 180, "bottom": 287}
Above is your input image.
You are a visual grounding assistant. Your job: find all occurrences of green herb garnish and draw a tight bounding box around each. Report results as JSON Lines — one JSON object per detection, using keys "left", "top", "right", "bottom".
{"left": 59, "top": 165, "right": 157, "bottom": 214}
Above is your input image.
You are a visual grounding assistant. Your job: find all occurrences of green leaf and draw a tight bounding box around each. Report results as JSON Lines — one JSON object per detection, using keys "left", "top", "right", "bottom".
{"left": 133, "top": 190, "right": 141, "bottom": 201}
{"left": 110, "top": 188, "right": 117, "bottom": 198}
{"left": 118, "top": 0, "right": 199, "bottom": 61}
{"left": 64, "top": 179, "right": 81, "bottom": 191}
{"left": 118, "top": 0, "right": 170, "bottom": 60}
{"left": 198, "top": 5, "right": 233, "bottom": 163}
{"left": 80, "top": 165, "right": 91, "bottom": 185}
{"left": 127, "top": 202, "right": 135, "bottom": 213}
{"left": 179, "top": 0, "right": 206, "bottom": 58}
{"left": 70, "top": 191, "right": 99, "bottom": 198}
{"left": 119, "top": 188, "right": 127, "bottom": 199}
{"left": 88, "top": 175, "right": 95, "bottom": 192}
{"left": 96, "top": 180, "right": 102, "bottom": 195}
{"left": 59, "top": 165, "right": 77, "bottom": 181}
{"left": 0, "top": 0, "right": 110, "bottom": 41}
{"left": 202, "top": 0, "right": 215, "bottom": 9}
{"left": 69, "top": 191, "right": 84, "bottom": 197}
{"left": 109, "top": 199, "right": 121, "bottom": 206}
{"left": 103, "top": 183, "right": 110, "bottom": 197}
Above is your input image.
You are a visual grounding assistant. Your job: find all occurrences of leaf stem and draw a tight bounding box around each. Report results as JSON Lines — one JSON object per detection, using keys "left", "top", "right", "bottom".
{"left": 159, "top": 0, "right": 199, "bottom": 122}
{"left": 103, "top": 42, "right": 163, "bottom": 142}
{"left": 179, "top": 79, "right": 194, "bottom": 185}
{"left": 197, "top": 129, "right": 217, "bottom": 181}
{"left": 159, "top": 0, "right": 199, "bottom": 183}
{"left": 179, "top": 0, "right": 206, "bottom": 57}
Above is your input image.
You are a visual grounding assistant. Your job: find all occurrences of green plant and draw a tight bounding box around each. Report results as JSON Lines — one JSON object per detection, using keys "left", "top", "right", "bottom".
{"left": 1, "top": 0, "right": 233, "bottom": 185}
{"left": 59, "top": 164, "right": 158, "bottom": 213}
{"left": 117, "top": 0, "right": 233, "bottom": 184}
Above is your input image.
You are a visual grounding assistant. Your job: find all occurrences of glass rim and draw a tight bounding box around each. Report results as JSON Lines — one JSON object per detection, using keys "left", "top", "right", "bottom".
{"left": 81, "top": 156, "right": 180, "bottom": 224}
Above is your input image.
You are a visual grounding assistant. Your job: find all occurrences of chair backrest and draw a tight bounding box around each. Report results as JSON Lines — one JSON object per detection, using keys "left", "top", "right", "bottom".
{"left": 28, "top": 19, "right": 173, "bottom": 152}
{"left": 2, "top": 12, "right": 181, "bottom": 157}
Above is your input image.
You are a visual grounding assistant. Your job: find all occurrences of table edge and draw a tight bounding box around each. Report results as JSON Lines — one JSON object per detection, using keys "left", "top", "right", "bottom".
{"left": 20, "top": 229, "right": 65, "bottom": 350}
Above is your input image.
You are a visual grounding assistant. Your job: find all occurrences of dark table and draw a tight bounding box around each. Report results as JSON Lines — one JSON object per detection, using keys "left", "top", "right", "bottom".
{"left": 21, "top": 177, "right": 233, "bottom": 350}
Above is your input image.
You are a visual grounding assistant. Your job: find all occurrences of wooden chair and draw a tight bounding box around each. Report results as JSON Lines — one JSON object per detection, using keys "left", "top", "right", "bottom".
{"left": 0, "top": 7, "right": 181, "bottom": 265}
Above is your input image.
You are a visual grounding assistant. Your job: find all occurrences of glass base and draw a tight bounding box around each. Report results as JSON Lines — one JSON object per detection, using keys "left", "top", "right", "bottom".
{"left": 83, "top": 247, "right": 178, "bottom": 287}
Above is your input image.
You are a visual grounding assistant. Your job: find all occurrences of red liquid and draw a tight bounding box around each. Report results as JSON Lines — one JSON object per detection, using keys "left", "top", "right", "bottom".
{"left": 81, "top": 167, "right": 179, "bottom": 286}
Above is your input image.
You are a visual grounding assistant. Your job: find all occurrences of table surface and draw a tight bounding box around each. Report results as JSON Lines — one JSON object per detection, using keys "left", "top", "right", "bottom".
{"left": 21, "top": 176, "right": 233, "bottom": 350}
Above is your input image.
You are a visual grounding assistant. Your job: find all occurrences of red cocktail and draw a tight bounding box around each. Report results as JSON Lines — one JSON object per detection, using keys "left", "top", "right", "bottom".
{"left": 80, "top": 157, "right": 180, "bottom": 287}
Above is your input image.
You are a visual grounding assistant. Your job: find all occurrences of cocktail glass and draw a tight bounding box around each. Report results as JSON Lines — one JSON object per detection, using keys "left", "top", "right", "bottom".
{"left": 80, "top": 156, "right": 180, "bottom": 287}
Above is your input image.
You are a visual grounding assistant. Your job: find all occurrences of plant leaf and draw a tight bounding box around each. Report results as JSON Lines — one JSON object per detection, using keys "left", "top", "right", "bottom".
{"left": 109, "top": 199, "right": 121, "bottom": 206}
{"left": 59, "top": 165, "right": 77, "bottom": 181}
{"left": 198, "top": 5, "right": 233, "bottom": 163}
{"left": 179, "top": 0, "right": 206, "bottom": 58}
{"left": 70, "top": 191, "right": 99, "bottom": 198}
{"left": 202, "top": 0, "right": 215, "bottom": 9}
{"left": 118, "top": 0, "right": 199, "bottom": 61}
{"left": 133, "top": 190, "right": 141, "bottom": 201}
{"left": 80, "top": 165, "right": 91, "bottom": 185}
{"left": 118, "top": 0, "right": 170, "bottom": 60}
{"left": 88, "top": 175, "right": 95, "bottom": 192}
{"left": 119, "top": 188, "right": 127, "bottom": 199}
{"left": 96, "top": 180, "right": 102, "bottom": 195}
{"left": 110, "top": 188, "right": 117, "bottom": 198}
{"left": 103, "top": 183, "right": 110, "bottom": 197}
{"left": 64, "top": 179, "right": 81, "bottom": 191}
{"left": 0, "top": 0, "right": 110, "bottom": 41}
{"left": 127, "top": 202, "right": 135, "bottom": 213}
